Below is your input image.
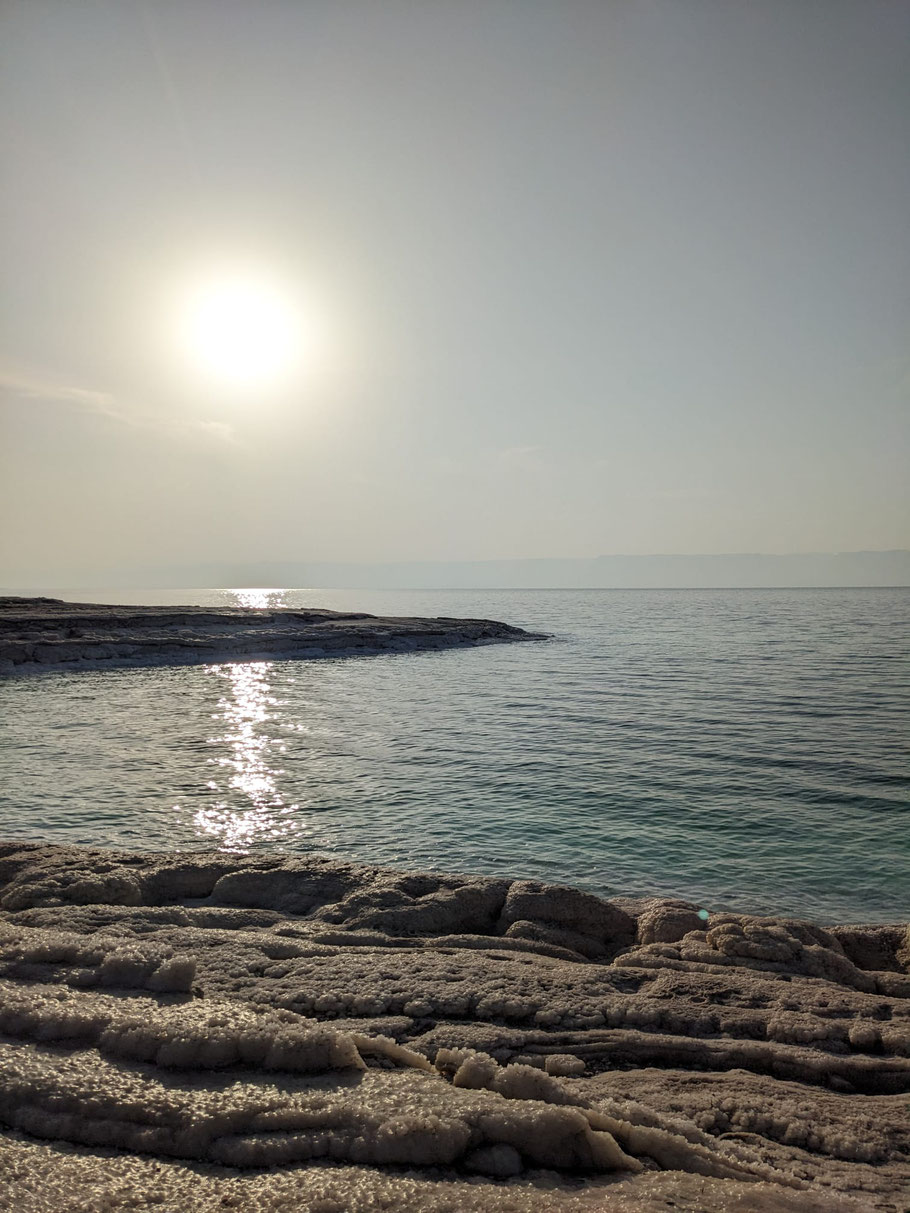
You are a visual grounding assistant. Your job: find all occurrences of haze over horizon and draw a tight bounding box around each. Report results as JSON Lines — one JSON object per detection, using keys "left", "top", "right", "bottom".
{"left": 2, "top": 1, "right": 908, "bottom": 586}
{"left": 4, "top": 549, "right": 909, "bottom": 593}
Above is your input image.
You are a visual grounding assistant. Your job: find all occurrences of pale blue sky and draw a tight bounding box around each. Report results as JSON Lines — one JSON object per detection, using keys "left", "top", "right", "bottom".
{"left": 1, "top": 0, "right": 908, "bottom": 583}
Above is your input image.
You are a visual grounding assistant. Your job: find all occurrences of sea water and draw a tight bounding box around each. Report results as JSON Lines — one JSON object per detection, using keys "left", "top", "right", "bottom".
{"left": 1, "top": 587, "right": 907, "bottom": 924}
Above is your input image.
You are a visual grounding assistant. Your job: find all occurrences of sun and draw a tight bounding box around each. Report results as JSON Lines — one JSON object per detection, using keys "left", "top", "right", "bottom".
{"left": 179, "top": 275, "right": 303, "bottom": 387}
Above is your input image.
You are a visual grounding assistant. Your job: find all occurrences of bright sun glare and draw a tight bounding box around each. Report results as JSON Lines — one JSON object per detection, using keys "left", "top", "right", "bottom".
{"left": 180, "top": 276, "right": 303, "bottom": 387}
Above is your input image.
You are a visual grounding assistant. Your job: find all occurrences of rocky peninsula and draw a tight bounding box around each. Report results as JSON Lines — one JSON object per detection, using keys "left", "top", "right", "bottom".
{"left": 0, "top": 841, "right": 907, "bottom": 1210}
{"left": 0, "top": 598, "right": 543, "bottom": 676}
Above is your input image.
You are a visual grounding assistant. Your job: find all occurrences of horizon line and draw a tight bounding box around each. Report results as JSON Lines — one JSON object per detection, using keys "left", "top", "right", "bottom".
{"left": 3, "top": 583, "right": 909, "bottom": 595}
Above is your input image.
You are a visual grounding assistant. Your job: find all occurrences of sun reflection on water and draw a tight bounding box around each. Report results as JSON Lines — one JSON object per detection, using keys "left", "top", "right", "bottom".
{"left": 228, "top": 588, "right": 289, "bottom": 610}
{"left": 194, "top": 661, "right": 304, "bottom": 850}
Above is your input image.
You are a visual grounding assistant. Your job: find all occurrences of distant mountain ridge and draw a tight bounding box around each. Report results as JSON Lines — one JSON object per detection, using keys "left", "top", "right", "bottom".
{"left": 9, "top": 550, "right": 909, "bottom": 590}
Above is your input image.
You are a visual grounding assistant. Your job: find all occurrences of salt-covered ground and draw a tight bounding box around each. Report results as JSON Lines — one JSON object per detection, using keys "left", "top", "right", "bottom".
{"left": 0, "top": 842, "right": 907, "bottom": 1210}
{"left": 0, "top": 598, "right": 542, "bottom": 675}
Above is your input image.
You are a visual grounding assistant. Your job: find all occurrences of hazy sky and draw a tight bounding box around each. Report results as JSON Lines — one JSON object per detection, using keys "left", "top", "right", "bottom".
{"left": 2, "top": 0, "right": 908, "bottom": 582}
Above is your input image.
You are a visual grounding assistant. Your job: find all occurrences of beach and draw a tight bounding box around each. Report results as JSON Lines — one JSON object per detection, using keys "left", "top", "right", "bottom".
{"left": 1, "top": 841, "right": 907, "bottom": 1211}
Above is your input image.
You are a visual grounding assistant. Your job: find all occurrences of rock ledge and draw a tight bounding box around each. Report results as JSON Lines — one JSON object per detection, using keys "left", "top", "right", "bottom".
{"left": 0, "top": 841, "right": 907, "bottom": 1211}
{"left": 0, "top": 597, "right": 545, "bottom": 675}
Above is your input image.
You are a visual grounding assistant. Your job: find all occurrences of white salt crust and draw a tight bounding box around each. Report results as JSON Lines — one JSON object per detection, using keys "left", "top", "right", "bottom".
{"left": 0, "top": 842, "right": 907, "bottom": 1211}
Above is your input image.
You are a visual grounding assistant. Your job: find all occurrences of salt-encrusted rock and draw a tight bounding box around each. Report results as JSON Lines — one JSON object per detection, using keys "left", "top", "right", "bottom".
{"left": 636, "top": 899, "right": 706, "bottom": 945}
{"left": 0, "top": 597, "right": 544, "bottom": 675}
{"left": 0, "top": 1134, "right": 866, "bottom": 1212}
{"left": 830, "top": 923, "right": 905, "bottom": 973}
{"left": 499, "top": 880, "right": 636, "bottom": 958}
{"left": 896, "top": 924, "right": 910, "bottom": 971}
{"left": 504, "top": 918, "right": 614, "bottom": 959}
{"left": 0, "top": 841, "right": 908, "bottom": 1210}
{"left": 546, "top": 1054, "right": 586, "bottom": 1077}
{"left": 464, "top": 1143, "right": 524, "bottom": 1177}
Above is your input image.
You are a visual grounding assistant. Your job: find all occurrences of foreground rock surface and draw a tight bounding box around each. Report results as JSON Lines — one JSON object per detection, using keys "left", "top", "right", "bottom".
{"left": 0, "top": 598, "right": 543, "bottom": 675}
{"left": 0, "top": 842, "right": 907, "bottom": 1211}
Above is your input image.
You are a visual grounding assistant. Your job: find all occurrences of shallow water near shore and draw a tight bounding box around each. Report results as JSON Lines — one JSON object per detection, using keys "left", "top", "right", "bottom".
{"left": 1, "top": 586, "right": 907, "bottom": 923}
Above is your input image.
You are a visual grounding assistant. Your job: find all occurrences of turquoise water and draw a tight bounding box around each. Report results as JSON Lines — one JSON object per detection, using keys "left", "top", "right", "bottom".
{"left": 1, "top": 587, "right": 908, "bottom": 923}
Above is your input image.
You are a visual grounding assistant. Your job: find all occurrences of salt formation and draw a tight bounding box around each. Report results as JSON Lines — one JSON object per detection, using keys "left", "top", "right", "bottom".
{"left": 0, "top": 842, "right": 907, "bottom": 1210}
{"left": 0, "top": 598, "right": 543, "bottom": 675}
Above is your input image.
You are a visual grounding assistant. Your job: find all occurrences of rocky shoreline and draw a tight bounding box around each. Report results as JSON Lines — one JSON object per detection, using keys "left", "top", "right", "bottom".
{"left": 0, "top": 598, "right": 544, "bottom": 676}
{"left": 0, "top": 841, "right": 907, "bottom": 1210}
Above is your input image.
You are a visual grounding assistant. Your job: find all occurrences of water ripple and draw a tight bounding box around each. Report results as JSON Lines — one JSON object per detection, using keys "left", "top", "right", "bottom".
{"left": 0, "top": 587, "right": 908, "bottom": 922}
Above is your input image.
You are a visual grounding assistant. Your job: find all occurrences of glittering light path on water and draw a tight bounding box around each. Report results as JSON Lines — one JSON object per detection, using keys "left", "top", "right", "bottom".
{"left": 191, "top": 661, "right": 304, "bottom": 850}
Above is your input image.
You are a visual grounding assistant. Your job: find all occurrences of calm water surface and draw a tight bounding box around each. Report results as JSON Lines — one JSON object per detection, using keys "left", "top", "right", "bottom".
{"left": 1, "top": 587, "right": 908, "bottom": 923}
